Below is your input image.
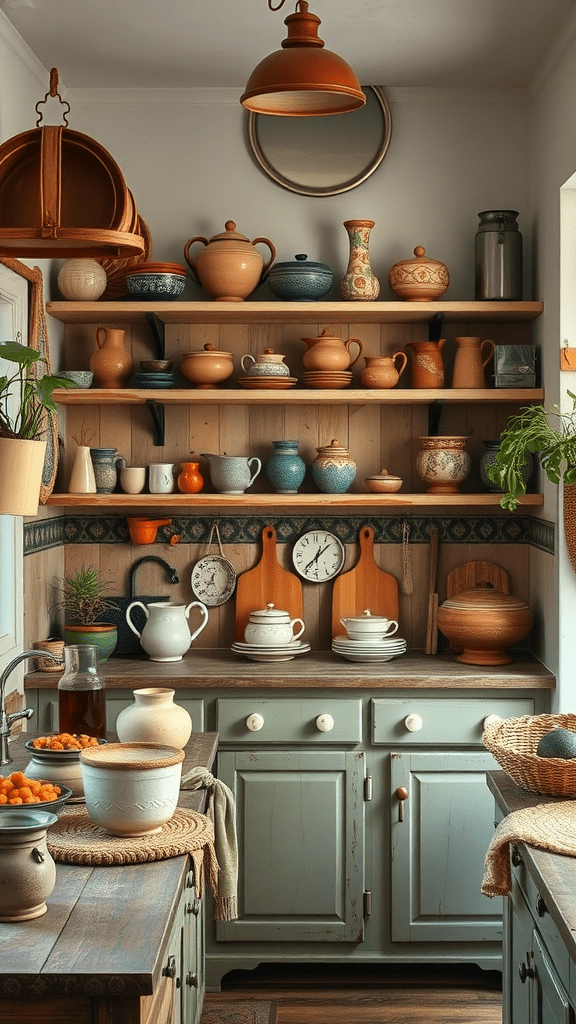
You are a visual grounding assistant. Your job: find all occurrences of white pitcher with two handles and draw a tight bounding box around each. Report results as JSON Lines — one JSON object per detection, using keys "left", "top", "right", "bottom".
{"left": 126, "top": 600, "right": 209, "bottom": 662}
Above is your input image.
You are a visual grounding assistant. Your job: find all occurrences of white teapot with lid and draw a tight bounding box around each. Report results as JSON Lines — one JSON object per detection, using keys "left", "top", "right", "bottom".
{"left": 244, "top": 603, "right": 305, "bottom": 646}
{"left": 241, "top": 348, "right": 291, "bottom": 377}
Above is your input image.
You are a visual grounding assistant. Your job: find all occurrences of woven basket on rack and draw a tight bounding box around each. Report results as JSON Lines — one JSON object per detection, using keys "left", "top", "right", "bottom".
{"left": 483, "top": 713, "right": 576, "bottom": 796}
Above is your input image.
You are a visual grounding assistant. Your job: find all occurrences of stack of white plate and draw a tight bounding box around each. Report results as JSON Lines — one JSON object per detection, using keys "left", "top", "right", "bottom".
{"left": 231, "top": 640, "right": 311, "bottom": 663}
{"left": 332, "top": 635, "right": 407, "bottom": 663}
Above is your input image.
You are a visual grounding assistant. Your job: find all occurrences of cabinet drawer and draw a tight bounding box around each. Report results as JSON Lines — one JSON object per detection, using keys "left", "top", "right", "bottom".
{"left": 372, "top": 697, "right": 534, "bottom": 745}
{"left": 511, "top": 852, "right": 572, "bottom": 982}
{"left": 216, "top": 698, "right": 362, "bottom": 743}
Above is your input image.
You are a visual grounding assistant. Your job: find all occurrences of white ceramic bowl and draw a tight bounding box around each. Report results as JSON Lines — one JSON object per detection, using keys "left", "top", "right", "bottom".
{"left": 80, "top": 742, "right": 185, "bottom": 836}
{"left": 25, "top": 737, "right": 107, "bottom": 800}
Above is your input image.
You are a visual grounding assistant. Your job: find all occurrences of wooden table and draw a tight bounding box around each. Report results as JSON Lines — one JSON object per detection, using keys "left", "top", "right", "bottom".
{"left": 0, "top": 732, "right": 218, "bottom": 1024}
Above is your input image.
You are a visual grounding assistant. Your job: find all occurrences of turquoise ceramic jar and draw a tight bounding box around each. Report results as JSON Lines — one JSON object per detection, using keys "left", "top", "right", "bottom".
{"left": 266, "top": 440, "right": 306, "bottom": 494}
{"left": 311, "top": 439, "right": 356, "bottom": 493}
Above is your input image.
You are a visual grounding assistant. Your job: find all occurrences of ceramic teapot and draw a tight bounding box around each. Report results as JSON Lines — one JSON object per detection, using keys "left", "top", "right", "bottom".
{"left": 302, "top": 328, "right": 363, "bottom": 371}
{"left": 125, "top": 600, "right": 209, "bottom": 662}
{"left": 201, "top": 453, "right": 262, "bottom": 494}
{"left": 183, "top": 220, "right": 276, "bottom": 301}
{"left": 241, "top": 348, "right": 290, "bottom": 377}
{"left": 244, "top": 603, "right": 305, "bottom": 646}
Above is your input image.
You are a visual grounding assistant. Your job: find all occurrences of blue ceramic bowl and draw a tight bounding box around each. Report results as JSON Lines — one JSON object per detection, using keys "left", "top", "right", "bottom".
{"left": 56, "top": 370, "right": 93, "bottom": 388}
{"left": 126, "top": 272, "right": 186, "bottom": 301}
{"left": 268, "top": 254, "right": 333, "bottom": 301}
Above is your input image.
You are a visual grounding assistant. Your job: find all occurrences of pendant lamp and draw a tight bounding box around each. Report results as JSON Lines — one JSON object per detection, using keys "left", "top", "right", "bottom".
{"left": 240, "top": 0, "right": 366, "bottom": 116}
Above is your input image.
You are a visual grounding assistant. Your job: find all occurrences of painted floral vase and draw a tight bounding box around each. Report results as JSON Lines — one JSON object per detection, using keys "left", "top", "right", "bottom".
{"left": 340, "top": 219, "right": 380, "bottom": 301}
{"left": 416, "top": 435, "right": 471, "bottom": 494}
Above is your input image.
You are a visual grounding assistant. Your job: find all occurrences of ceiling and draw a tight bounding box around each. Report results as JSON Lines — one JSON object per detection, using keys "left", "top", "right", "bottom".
{"left": 2, "top": 0, "right": 576, "bottom": 91}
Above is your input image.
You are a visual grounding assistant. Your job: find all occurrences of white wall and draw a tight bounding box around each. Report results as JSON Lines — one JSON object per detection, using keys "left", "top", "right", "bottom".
{"left": 66, "top": 86, "right": 530, "bottom": 302}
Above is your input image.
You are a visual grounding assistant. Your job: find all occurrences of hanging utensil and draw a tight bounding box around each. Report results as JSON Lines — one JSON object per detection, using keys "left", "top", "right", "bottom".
{"left": 191, "top": 521, "right": 237, "bottom": 606}
{"left": 425, "top": 526, "right": 439, "bottom": 655}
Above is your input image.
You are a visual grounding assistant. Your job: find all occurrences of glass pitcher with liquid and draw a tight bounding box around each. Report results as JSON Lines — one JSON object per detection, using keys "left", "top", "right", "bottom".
{"left": 58, "top": 644, "right": 106, "bottom": 738}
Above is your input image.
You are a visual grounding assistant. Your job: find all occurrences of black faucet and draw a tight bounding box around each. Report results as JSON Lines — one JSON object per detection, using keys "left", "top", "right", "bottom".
{"left": 130, "top": 556, "right": 180, "bottom": 597}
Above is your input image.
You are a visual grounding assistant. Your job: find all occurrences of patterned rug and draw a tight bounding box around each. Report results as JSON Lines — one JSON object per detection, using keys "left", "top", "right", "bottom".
{"left": 200, "top": 1001, "right": 273, "bottom": 1024}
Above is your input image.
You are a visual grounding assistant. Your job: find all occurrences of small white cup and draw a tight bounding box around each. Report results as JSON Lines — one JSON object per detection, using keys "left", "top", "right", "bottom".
{"left": 120, "top": 467, "right": 146, "bottom": 494}
{"left": 148, "top": 463, "right": 176, "bottom": 493}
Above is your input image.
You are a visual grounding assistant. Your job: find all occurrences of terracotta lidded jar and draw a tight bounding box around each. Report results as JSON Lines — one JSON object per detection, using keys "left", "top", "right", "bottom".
{"left": 436, "top": 583, "right": 534, "bottom": 665}
{"left": 184, "top": 220, "right": 276, "bottom": 301}
{"left": 89, "top": 328, "right": 133, "bottom": 388}
{"left": 180, "top": 343, "right": 234, "bottom": 388}
{"left": 388, "top": 246, "right": 449, "bottom": 301}
{"left": 115, "top": 687, "right": 193, "bottom": 749}
{"left": 312, "top": 439, "right": 356, "bottom": 493}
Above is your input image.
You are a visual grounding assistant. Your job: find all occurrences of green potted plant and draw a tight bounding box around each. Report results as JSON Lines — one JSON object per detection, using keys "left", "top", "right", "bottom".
{"left": 54, "top": 565, "right": 118, "bottom": 662}
{"left": 0, "top": 340, "right": 76, "bottom": 515}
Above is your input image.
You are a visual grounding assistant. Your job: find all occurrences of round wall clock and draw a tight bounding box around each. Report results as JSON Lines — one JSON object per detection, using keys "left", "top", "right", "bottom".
{"left": 292, "top": 530, "right": 346, "bottom": 583}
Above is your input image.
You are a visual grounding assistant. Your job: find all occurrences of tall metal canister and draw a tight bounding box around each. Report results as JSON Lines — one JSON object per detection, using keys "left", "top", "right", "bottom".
{"left": 474, "top": 210, "right": 522, "bottom": 300}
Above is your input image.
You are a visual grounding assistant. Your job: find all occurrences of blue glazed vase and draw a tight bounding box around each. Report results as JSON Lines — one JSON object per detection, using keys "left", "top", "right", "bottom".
{"left": 311, "top": 439, "right": 356, "bottom": 494}
{"left": 266, "top": 440, "right": 306, "bottom": 494}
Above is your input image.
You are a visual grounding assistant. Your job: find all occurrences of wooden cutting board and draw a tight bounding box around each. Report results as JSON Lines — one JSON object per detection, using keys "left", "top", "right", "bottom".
{"left": 235, "top": 525, "right": 303, "bottom": 641}
{"left": 332, "top": 525, "right": 399, "bottom": 638}
{"left": 446, "top": 559, "right": 510, "bottom": 599}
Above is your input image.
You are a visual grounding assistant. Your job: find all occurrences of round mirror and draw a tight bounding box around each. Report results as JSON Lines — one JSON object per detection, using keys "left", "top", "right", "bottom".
{"left": 246, "top": 86, "right": 392, "bottom": 197}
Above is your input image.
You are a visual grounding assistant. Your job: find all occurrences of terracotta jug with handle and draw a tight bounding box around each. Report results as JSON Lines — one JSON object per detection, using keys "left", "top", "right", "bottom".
{"left": 302, "top": 328, "right": 363, "bottom": 371}
{"left": 90, "top": 328, "right": 133, "bottom": 388}
{"left": 405, "top": 339, "right": 445, "bottom": 389}
{"left": 360, "top": 352, "right": 408, "bottom": 389}
{"left": 452, "top": 337, "right": 495, "bottom": 389}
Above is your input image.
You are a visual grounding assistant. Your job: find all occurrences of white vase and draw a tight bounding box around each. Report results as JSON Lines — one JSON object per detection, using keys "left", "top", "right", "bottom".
{"left": 115, "top": 687, "right": 192, "bottom": 748}
{"left": 69, "top": 445, "right": 97, "bottom": 493}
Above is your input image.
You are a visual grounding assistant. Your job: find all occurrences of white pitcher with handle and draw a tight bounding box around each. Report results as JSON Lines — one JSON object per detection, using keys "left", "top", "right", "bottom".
{"left": 126, "top": 600, "right": 209, "bottom": 662}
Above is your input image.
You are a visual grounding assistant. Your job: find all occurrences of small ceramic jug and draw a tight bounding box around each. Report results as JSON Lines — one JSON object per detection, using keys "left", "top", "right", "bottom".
{"left": 302, "top": 328, "right": 363, "bottom": 371}
{"left": 241, "top": 348, "right": 290, "bottom": 377}
{"left": 126, "top": 600, "right": 209, "bottom": 662}
{"left": 201, "top": 453, "right": 262, "bottom": 494}
{"left": 360, "top": 352, "right": 408, "bottom": 389}
{"left": 405, "top": 340, "right": 446, "bottom": 389}
{"left": 452, "top": 337, "right": 495, "bottom": 389}
{"left": 89, "top": 328, "right": 133, "bottom": 388}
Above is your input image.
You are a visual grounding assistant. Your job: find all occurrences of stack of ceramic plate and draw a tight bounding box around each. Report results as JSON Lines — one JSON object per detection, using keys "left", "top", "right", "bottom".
{"left": 131, "top": 371, "right": 176, "bottom": 389}
{"left": 237, "top": 376, "right": 298, "bottom": 390}
{"left": 231, "top": 639, "right": 311, "bottom": 662}
{"left": 332, "top": 635, "right": 407, "bottom": 663}
{"left": 302, "top": 370, "right": 353, "bottom": 389}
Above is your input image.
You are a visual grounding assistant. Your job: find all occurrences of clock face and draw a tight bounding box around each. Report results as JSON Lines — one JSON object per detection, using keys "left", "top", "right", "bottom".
{"left": 191, "top": 556, "right": 237, "bottom": 606}
{"left": 292, "top": 531, "right": 345, "bottom": 582}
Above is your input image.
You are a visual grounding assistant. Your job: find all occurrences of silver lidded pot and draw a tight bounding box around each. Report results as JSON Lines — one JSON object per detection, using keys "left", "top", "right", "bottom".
{"left": 475, "top": 210, "right": 522, "bottom": 300}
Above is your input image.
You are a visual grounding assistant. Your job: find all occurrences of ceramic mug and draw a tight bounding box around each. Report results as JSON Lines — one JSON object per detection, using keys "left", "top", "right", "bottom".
{"left": 120, "top": 467, "right": 146, "bottom": 494}
{"left": 148, "top": 463, "right": 176, "bottom": 494}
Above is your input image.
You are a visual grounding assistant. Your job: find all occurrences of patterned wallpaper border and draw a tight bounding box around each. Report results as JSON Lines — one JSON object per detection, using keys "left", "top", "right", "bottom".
{"left": 24, "top": 514, "right": 555, "bottom": 556}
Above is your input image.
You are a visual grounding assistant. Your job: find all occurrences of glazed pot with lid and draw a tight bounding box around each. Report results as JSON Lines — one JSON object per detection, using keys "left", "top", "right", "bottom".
{"left": 340, "top": 609, "right": 399, "bottom": 639}
{"left": 244, "top": 603, "right": 305, "bottom": 646}
{"left": 436, "top": 583, "right": 534, "bottom": 666}
{"left": 388, "top": 245, "right": 450, "bottom": 301}
{"left": 183, "top": 220, "right": 276, "bottom": 301}
{"left": 268, "top": 254, "right": 333, "bottom": 301}
{"left": 180, "top": 343, "right": 234, "bottom": 388}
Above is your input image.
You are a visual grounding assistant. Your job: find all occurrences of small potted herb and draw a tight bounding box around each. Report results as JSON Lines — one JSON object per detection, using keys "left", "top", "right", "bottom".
{"left": 0, "top": 340, "right": 76, "bottom": 514}
{"left": 54, "top": 565, "right": 118, "bottom": 662}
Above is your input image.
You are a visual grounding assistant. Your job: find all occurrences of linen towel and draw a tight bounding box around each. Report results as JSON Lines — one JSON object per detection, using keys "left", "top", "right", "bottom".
{"left": 181, "top": 765, "right": 238, "bottom": 920}
{"left": 482, "top": 800, "right": 576, "bottom": 896}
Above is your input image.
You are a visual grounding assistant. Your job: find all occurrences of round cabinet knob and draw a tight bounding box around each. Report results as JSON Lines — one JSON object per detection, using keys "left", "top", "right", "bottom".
{"left": 246, "top": 713, "right": 264, "bottom": 732}
{"left": 404, "top": 713, "right": 423, "bottom": 732}
{"left": 316, "top": 714, "right": 334, "bottom": 733}
{"left": 483, "top": 714, "right": 503, "bottom": 729}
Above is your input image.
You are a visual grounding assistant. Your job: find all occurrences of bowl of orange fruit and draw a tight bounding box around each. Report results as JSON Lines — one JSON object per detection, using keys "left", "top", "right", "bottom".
{"left": 0, "top": 771, "right": 72, "bottom": 814}
{"left": 24, "top": 733, "right": 106, "bottom": 801}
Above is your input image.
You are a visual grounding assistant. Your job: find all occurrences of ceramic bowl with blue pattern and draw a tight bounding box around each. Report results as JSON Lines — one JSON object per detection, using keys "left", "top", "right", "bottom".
{"left": 268, "top": 254, "right": 333, "bottom": 301}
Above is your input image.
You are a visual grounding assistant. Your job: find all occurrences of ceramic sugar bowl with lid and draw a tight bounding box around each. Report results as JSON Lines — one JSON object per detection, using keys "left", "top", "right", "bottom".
{"left": 388, "top": 246, "right": 450, "bottom": 301}
{"left": 244, "top": 603, "right": 305, "bottom": 646}
{"left": 184, "top": 220, "right": 276, "bottom": 301}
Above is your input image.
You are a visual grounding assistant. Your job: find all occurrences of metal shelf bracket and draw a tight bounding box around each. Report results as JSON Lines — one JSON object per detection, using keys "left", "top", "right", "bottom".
{"left": 145, "top": 312, "right": 166, "bottom": 360}
{"left": 145, "top": 399, "right": 165, "bottom": 446}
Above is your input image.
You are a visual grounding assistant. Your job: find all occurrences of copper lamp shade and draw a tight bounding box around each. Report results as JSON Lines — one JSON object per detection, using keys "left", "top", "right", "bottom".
{"left": 240, "top": 1, "right": 366, "bottom": 116}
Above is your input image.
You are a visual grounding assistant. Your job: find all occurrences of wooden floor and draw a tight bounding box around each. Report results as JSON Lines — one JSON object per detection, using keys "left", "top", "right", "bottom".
{"left": 200, "top": 962, "right": 503, "bottom": 1024}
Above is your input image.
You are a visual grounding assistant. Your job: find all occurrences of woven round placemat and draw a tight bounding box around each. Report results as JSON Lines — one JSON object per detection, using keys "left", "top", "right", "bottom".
{"left": 47, "top": 805, "right": 214, "bottom": 865}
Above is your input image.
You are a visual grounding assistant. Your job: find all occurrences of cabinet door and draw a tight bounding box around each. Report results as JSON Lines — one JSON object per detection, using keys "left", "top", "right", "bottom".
{"left": 183, "top": 868, "right": 205, "bottom": 1024}
{"left": 216, "top": 749, "right": 365, "bottom": 943}
{"left": 532, "top": 931, "right": 575, "bottom": 1024}
{"left": 390, "top": 751, "right": 502, "bottom": 943}
{"left": 506, "top": 882, "right": 534, "bottom": 1024}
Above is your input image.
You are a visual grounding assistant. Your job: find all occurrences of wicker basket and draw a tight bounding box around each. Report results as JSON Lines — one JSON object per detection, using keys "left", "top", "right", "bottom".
{"left": 483, "top": 713, "right": 576, "bottom": 796}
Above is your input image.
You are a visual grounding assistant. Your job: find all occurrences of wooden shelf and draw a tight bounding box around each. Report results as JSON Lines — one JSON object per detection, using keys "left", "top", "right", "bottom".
{"left": 45, "top": 492, "right": 543, "bottom": 508}
{"left": 46, "top": 299, "right": 544, "bottom": 325}
{"left": 54, "top": 387, "right": 544, "bottom": 405}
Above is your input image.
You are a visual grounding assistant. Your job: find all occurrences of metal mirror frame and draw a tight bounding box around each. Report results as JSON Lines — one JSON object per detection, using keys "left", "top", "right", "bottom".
{"left": 246, "top": 86, "right": 392, "bottom": 197}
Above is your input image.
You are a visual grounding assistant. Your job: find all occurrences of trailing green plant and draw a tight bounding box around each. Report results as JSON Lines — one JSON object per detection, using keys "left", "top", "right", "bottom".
{"left": 54, "top": 565, "right": 117, "bottom": 626}
{"left": 0, "top": 340, "right": 76, "bottom": 440}
{"left": 487, "top": 391, "right": 576, "bottom": 510}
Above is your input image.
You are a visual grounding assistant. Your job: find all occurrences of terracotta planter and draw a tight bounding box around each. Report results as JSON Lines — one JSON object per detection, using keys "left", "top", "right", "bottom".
{"left": 0, "top": 437, "right": 46, "bottom": 516}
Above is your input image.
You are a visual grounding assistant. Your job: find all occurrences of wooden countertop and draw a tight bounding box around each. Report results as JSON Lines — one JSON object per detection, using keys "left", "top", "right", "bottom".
{"left": 487, "top": 771, "right": 576, "bottom": 965}
{"left": 0, "top": 732, "right": 218, "bottom": 998}
{"left": 25, "top": 650, "right": 555, "bottom": 690}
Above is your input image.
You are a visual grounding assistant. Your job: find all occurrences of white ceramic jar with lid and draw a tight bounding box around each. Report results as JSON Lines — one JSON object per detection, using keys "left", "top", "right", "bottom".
{"left": 244, "top": 603, "right": 305, "bottom": 646}
{"left": 340, "top": 609, "right": 399, "bottom": 641}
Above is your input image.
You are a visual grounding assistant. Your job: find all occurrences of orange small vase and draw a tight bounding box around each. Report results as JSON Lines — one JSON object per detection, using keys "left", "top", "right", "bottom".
{"left": 177, "top": 462, "right": 204, "bottom": 494}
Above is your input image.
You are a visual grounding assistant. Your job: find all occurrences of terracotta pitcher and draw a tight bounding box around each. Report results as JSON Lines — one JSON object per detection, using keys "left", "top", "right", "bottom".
{"left": 452, "top": 336, "right": 495, "bottom": 389}
{"left": 302, "top": 328, "right": 363, "bottom": 371}
{"left": 360, "top": 352, "right": 408, "bottom": 389}
{"left": 90, "top": 328, "right": 133, "bottom": 388}
{"left": 405, "top": 339, "right": 445, "bottom": 389}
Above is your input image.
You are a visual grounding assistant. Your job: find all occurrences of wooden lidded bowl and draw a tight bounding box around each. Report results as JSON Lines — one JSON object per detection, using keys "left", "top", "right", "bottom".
{"left": 436, "top": 583, "right": 533, "bottom": 666}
